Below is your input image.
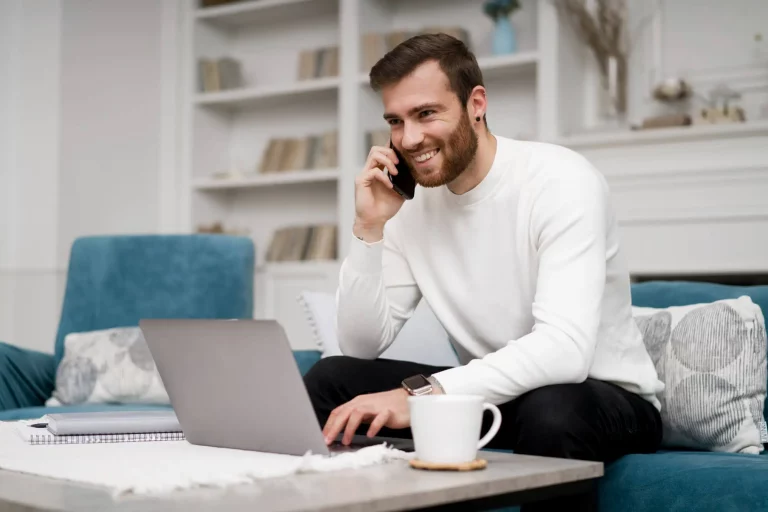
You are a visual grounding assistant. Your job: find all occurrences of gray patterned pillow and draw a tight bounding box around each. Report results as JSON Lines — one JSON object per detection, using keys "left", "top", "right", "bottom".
{"left": 51, "top": 327, "right": 170, "bottom": 405}
{"left": 633, "top": 296, "right": 767, "bottom": 454}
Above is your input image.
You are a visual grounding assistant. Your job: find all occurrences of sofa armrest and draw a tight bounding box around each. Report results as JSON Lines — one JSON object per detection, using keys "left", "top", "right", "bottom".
{"left": 0, "top": 341, "right": 56, "bottom": 412}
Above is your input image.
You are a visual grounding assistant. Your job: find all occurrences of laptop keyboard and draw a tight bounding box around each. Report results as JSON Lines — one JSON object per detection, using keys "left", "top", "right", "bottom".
{"left": 328, "top": 435, "right": 414, "bottom": 454}
{"left": 328, "top": 436, "right": 386, "bottom": 453}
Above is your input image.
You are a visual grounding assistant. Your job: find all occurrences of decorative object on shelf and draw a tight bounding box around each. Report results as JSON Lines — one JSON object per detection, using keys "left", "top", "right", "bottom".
{"left": 297, "top": 46, "right": 339, "bottom": 80}
{"left": 556, "top": 0, "right": 629, "bottom": 119}
{"left": 259, "top": 130, "right": 338, "bottom": 174}
{"left": 693, "top": 84, "right": 746, "bottom": 125}
{"left": 198, "top": 57, "right": 243, "bottom": 93}
{"left": 483, "top": 0, "right": 521, "bottom": 55}
{"left": 361, "top": 27, "right": 470, "bottom": 73}
{"left": 634, "top": 113, "right": 692, "bottom": 131}
{"left": 653, "top": 78, "right": 693, "bottom": 103}
{"left": 266, "top": 224, "right": 337, "bottom": 263}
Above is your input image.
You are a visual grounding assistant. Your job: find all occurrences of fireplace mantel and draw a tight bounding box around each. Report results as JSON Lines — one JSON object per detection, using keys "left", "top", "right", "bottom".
{"left": 557, "top": 121, "right": 768, "bottom": 276}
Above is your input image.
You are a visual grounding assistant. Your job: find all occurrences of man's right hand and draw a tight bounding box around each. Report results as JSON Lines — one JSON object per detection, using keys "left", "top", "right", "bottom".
{"left": 353, "top": 145, "right": 406, "bottom": 242}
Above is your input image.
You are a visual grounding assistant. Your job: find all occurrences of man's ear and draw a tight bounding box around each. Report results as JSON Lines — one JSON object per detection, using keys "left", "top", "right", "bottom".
{"left": 468, "top": 85, "right": 488, "bottom": 123}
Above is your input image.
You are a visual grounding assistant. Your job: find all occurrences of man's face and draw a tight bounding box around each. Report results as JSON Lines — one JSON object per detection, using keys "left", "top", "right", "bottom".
{"left": 382, "top": 60, "right": 478, "bottom": 188}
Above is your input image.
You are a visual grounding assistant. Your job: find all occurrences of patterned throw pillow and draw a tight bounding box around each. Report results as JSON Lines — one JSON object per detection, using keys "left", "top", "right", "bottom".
{"left": 633, "top": 296, "right": 767, "bottom": 454}
{"left": 52, "top": 327, "right": 170, "bottom": 405}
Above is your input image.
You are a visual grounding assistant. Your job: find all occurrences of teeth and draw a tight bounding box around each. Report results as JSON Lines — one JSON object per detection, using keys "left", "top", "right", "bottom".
{"left": 415, "top": 149, "right": 438, "bottom": 163}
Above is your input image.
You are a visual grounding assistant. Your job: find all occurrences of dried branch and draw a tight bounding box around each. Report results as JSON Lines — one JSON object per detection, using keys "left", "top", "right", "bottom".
{"left": 556, "top": 0, "right": 628, "bottom": 113}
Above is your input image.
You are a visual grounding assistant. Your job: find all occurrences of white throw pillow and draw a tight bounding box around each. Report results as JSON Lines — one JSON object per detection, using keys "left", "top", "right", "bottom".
{"left": 633, "top": 296, "right": 767, "bottom": 454}
{"left": 52, "top": 327, "right": 170, "bottom": 405}
{"left": 298, "top": 291, "right": 459, "bottom": 368}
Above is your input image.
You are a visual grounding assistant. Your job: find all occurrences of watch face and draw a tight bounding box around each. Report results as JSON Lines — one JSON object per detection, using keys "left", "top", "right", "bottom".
{"left": 403, "top": 374, "right": 431, "bottom": 394}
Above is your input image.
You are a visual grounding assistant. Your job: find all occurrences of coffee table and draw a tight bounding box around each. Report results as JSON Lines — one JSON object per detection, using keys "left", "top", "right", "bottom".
{"left": 0, "top": 451, "right": 602, "bottom": 511}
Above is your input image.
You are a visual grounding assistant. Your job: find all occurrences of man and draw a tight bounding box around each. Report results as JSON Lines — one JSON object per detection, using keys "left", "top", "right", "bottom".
{"left": 303, "top": 33, "right": 664, "bottom": 510}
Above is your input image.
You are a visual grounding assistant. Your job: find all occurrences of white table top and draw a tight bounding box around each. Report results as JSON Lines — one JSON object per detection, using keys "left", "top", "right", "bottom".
{"left": 0, "top": 451, "right": 602, "bottom": 512}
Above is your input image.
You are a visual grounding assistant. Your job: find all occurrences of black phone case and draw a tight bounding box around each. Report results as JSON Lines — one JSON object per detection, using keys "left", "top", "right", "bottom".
{"left": 389, "top": 142, "right": 416, "bottom": 200}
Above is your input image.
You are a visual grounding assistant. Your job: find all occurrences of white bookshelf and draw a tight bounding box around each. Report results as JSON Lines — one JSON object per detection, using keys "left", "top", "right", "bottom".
{"left": 181, "top": 0, "right": 575, "bottom": 347}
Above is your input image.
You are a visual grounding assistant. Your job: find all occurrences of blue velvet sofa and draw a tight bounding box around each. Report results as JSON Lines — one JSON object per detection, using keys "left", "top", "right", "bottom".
{"left": 291, "top": 281, "right": 768, "bottom": 512}
{"left": 0, "top": 234, "right": 255, "bottom": 418}
{"left": 1, "top": 237, "right": 766, "bottom": 511}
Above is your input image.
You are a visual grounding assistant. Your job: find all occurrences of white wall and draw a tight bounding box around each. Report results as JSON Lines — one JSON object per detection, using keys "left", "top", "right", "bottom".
{"left": 0, "top": 0, "right": 63, "bottom": 352}
{"left": 0, "top": 0, "right": 171, "bottom": 352}
{"left": 57, "top": 0, "right": 164, "bottom": 266}
{"left": 0, "top": 0, "right": 17, "bottom": 269}
{"left": 2, "top": 0, "right": 766, "bottom": 352}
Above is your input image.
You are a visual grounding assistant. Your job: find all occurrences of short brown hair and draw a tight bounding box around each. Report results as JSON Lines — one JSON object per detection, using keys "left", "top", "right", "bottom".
{"left": 369, "top": 33, "right": 485, "bottom": 110}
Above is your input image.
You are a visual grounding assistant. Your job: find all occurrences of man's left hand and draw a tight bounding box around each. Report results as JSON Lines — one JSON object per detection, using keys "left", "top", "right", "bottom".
{"left": 322, "top": 388, "right": 410, "bottom": 445}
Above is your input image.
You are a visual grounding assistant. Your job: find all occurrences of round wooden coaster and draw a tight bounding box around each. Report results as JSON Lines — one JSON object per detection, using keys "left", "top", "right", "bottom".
{"left": 409, "top": 458, "right": 488, "bottom": 471}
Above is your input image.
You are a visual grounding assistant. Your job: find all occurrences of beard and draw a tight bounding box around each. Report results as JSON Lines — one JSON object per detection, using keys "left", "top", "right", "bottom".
{"left": 410, "top": 109, "right": 478, "bottom": 189}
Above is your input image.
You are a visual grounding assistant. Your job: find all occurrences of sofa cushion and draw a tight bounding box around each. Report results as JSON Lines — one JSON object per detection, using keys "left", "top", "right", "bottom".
{"left": 297, "top": 291, "right": 460, "bottom": 367}
{"left": 52, "top": 327, "right": 170, "bottom": 406}
{"left": 632, "top": 280, "right": 768, "bottom": 425}
{"left": 55, "top": 235, "right": 255, "bottom": 365}
{"left": 600, "top": 450, "right": 768, "bottom": 512}
{"left": 633, "top": 297, "right": 767, "bottom": 453}
{"left": 0, "top": 403, "right": 172, "bottom": 422}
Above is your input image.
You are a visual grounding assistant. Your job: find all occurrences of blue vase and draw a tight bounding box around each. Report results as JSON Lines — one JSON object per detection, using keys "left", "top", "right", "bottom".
{"left": 492, "top": 16, "right": 517, "bottom": 55}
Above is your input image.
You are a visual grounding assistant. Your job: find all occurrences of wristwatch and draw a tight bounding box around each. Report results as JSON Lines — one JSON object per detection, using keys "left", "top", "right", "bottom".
{"left": 402, "top": 374, "right": 444, "bottom": 396}
{"left": 402, "top": 374, "right": 432, "bottom": 396}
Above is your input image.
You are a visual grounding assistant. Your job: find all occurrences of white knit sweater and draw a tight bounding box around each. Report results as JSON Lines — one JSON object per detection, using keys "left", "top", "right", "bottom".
{"left": 336, "top": 136, "right": 663, "bottom": 409}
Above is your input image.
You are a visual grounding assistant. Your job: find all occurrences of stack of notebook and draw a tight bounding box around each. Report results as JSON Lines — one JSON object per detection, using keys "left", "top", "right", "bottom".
{"left": 14, "top": 410, "right": 184, "bottom": 445}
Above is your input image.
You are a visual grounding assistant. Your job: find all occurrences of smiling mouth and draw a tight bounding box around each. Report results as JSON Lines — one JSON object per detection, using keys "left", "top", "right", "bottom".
{"left": 413, "top": 148, "right": 439, "bottom": 163}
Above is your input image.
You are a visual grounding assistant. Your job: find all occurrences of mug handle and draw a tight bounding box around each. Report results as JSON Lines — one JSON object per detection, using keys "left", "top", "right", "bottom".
{"left": 477, "top": 403, "right": 502, "bottom": 450}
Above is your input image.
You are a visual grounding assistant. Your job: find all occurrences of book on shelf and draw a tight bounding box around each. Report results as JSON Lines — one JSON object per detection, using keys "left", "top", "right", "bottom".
{"left": 199, "top": 57, "right": 243, "bottom": 92}
{"left": 266, "top": 224, "right": 337, "bottom": 263}
{"left": 365, "top": 129, "right": 391, "bottom": 152}
{"left": 297, "top": 46, "right": 339, "bottom": 80}
{"left": 361, "top": 26, "right": 470, "bottom": 73}
{"left": 259, "top": 131, "right": 338, "bottom": 173}
{"left": 199, "top": 0, "right": 242, "bottom": 7}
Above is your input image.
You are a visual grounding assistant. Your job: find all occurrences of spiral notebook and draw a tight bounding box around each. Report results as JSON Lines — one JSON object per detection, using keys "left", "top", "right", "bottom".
{"left": 14, "top": 419, "right": 185, "bottom": 445}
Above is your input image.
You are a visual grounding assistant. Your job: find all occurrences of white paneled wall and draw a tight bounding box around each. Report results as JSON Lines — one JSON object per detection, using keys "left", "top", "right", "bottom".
{"left": 1, "top": 0, "right": 172, "bottom": 352}
{"left": 0, "top": 0, "right": 62, "bottom": 352}
{"left": 2, "top": 0, "right": 767, "bottom": 353}
{"left": 57, "top": 0, "right": 164, "bottom": 265}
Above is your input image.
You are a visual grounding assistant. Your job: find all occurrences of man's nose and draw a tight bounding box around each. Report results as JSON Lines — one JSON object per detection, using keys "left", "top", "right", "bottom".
{"left": 401, "top": 121, "right": 424, "bottom": 150}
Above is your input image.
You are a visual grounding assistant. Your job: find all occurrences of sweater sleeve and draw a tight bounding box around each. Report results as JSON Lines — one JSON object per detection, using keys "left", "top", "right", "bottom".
{"left": 335, "top": 222, "right": 422, "bottom": 359}
{"left": 432, "top": 154, "right": 608, "bottom": 404}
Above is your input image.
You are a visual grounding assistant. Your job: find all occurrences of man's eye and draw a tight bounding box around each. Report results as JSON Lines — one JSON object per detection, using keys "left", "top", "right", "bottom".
{"left": 388, "top": 119, "right": 401, "bottom": 126}
{"left": 420, "top": 110, "right": 435, "bottom": 118}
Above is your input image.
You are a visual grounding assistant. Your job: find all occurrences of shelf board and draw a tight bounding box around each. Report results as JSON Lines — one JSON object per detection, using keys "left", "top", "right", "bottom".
{"left": 193, "top": 168, "right": 339, "bottom": 190}
{"left": 358, "top": 51, "right": 538, "bottom": 86}
{"left": 554, "top": 120, "right": 768, "bottom": 150}
{"left": 194, "top": 77, "right": 339, "bottom": 110}
{"left": 476, "top": 51, "right": 539, "bottom": 80}
{"left": 257, "top": 260, "right": 340, "bottom": 275}
{"left": 195, "top": 0, "right": 338, "bottom": 28}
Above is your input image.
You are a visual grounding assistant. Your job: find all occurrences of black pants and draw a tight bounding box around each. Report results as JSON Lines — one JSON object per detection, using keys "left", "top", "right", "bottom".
{"left": 303, "top": 355, "right": 663, "bottom": 512}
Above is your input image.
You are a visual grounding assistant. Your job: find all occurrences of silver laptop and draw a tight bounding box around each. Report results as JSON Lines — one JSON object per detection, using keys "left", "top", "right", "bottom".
{"left": 139, "top": 318, "right": 413, "bottom": 456}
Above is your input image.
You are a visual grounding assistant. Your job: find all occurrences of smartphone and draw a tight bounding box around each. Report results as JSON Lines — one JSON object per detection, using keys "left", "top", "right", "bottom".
{"left": 388, "top": 141, "right": 416, "bottom": 200}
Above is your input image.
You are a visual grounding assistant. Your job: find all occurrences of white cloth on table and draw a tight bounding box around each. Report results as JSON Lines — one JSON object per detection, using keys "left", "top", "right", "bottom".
{"left": 0, "top": 419, "right": 413, "bottom": 497}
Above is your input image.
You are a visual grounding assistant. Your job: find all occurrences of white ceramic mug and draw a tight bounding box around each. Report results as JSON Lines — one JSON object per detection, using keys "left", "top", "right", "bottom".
{"left": 408, "top": 394, "right": 502, "bottom": 464}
